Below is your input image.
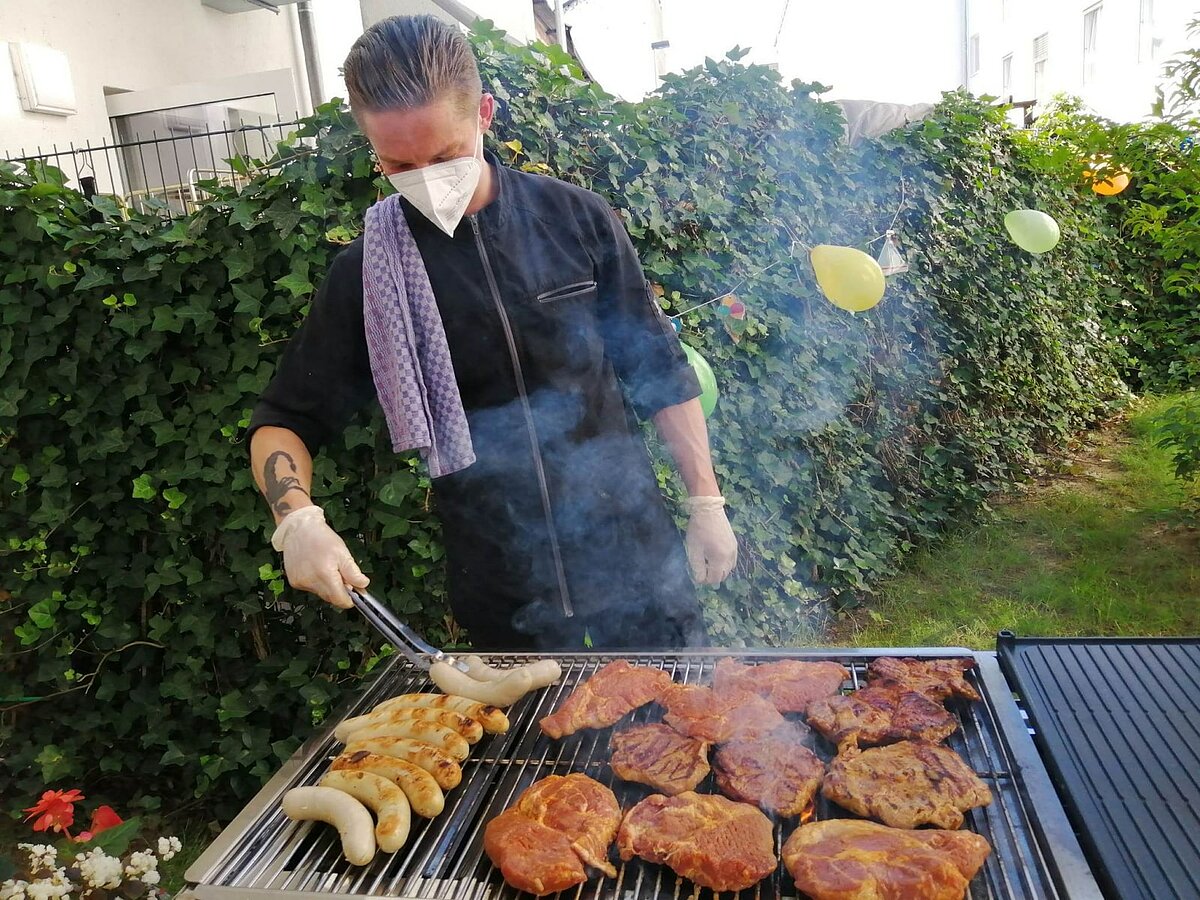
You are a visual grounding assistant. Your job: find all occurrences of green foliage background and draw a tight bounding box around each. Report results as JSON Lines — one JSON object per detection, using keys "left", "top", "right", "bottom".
{"left": 1, "top": 24, "right": 1185, "bottom": 818}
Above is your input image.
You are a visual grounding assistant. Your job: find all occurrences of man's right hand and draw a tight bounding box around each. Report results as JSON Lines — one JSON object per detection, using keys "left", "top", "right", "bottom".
{"left": 271, "top": 506, "right": 369, "bottom": 609}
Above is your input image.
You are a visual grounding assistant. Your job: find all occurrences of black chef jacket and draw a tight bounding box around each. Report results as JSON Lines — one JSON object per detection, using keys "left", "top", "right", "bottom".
{"left": 248, "top": 151, "right": 708, "bottom": 651}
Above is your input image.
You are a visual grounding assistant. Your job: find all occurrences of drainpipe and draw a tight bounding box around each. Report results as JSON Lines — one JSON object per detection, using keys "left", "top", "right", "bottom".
{"left": 959, "top": 0, "right": 970, "bottom": 88}
{"left": 297, "top": 0, "right": 324, "bottom": 108}
{"left": 554, "top": 0, "right": 566, "bottom": 46}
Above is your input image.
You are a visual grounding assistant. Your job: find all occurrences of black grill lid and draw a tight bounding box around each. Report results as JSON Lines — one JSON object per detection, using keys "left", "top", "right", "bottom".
{"left": 997, "top": 633, "right": 1200, "bottom": 900}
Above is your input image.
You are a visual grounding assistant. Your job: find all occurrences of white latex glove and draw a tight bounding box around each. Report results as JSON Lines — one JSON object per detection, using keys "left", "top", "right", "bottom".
{"left": 682, "top": 496, "right": 738, "bottom": 585}
{"left": 271, "top": 505, "right": 369, "bottom": 609}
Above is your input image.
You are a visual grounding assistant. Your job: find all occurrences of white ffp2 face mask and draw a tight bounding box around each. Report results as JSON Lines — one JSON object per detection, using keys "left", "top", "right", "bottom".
{"left": 386, "top": 133, "right": 484, "bottom": 237}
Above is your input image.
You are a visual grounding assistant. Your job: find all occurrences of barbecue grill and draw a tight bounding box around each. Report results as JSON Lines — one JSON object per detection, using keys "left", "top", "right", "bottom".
{"left": 180, "top": 645, "right": 1121, "bottom": 900}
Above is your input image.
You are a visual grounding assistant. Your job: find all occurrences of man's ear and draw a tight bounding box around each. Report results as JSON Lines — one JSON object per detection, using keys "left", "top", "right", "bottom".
{"left": 479, "top": 92, "right": 496, "bottom": 132}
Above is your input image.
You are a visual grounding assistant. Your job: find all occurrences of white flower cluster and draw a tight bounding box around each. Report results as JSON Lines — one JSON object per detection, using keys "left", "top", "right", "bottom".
{"left": 124, "top": 849, "right": 160, "bottom": 886}
{"left": 14, "top": 846, "right": 56, "bottom": 873}
{"left": 75, "top": 847, "right": 123, "bottom": 889}
{"left": 0, "top": 867, "right": 72, "bottom": 899}
{"left": 1, "top": 835, "right": 182, "bottom": 899}
{"left": 157, "top": 836, "right": 182, "bottom": 861}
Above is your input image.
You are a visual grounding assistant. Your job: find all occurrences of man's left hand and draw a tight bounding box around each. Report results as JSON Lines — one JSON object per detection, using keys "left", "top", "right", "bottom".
{"left": 683, "top": 496, "right": 738, "bottom": 585}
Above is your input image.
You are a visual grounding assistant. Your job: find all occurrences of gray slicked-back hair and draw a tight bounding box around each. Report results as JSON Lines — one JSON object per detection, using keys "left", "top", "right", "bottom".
{"left": 343, "top": 15, "right": 483, "bottom": 116}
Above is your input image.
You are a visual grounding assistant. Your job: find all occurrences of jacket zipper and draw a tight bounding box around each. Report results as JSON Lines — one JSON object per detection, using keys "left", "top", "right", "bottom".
{"left": 469, "top": 215, "right": 575, "bottom": 619}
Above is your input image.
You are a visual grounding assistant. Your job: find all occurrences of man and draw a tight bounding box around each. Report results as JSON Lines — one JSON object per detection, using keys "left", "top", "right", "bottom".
{"left": 247, "top": 15, "right": 736, "bottom": 650}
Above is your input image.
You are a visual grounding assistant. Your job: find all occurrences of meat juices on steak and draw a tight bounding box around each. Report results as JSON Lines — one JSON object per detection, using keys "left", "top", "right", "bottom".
{"left": 659, "top": 683, "right": 786, "bottom": 743}
{"left": 783, "top": 819, "right": 992, "bottom": 900}
{"left": 822, "top": 741, "right": 993, "bottom": 830}
{"left": 713, "top": 657, "right": 849, "bottom": 714}
{"left": 539, "top": 660, "right": 673, "bottom": 739}
{"left": 609, "top": 724, "right": 711, "bottom": 795}
{"left": 713, "top": 724, "right": 825, "bottom": 818}
{"left": 617, "top": 791, "right": 777, "bottom": 892}
{"left": 806, "top": 685, "right": 959, "bottom": 751}
{"left": 867, "top": 657, "right": 981, "bottom": 702}
{"left": 484, "top": 773, "right": 620, "bottom": 896}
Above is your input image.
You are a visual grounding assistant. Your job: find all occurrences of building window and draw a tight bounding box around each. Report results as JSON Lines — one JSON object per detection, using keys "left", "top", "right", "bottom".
{"left": 970, "top": 34, "right": 981, "bottom": 75}
{"left": 1033, "top": 33, "right": 1049, "bottom": 100}
{"left": 1083, "top": 4, "right": 1102, "bottom": 85}
{"left": 1139, "top": 0, "right": 1161, "bottom": 62}
{"left": 1002, "top": 53, "right": 1013, "bottom": 95}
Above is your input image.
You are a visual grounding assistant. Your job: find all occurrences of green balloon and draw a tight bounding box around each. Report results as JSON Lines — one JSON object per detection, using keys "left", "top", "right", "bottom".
{"left": 682, "top": 344, "right": 719, "bottom": 417}
{"left": 1004, "top": 209, "right": 1061, "bottom": 254}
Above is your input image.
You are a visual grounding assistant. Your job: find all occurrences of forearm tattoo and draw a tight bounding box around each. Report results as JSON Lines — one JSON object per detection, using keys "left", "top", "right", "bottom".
{"left": 263, "top": 450, "right": 310, "bottom": 517}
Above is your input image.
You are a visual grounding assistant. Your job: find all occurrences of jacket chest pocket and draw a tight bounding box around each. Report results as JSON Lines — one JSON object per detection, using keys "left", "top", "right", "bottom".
{"left": 536, "top": 279, "right": 597, "bottom": 304}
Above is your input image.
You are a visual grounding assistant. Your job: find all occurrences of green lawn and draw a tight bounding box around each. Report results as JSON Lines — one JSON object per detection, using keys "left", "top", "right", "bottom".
{"left": 832, "top": 396, "right": 1200, "bottom": 649}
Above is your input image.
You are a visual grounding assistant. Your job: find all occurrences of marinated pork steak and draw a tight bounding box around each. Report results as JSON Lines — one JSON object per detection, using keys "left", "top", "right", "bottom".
{"left": 659, "top": 683, "right": 786, "bottom": 743}
{"left": 617, "top": 791, "right": 777, "bottom": 892}
{"left": 807, "top": 685, "right": 959, "bottom": 751}
{"left": 713, "top": 657, "right": 849, "bottom": 714}
{"left": 713, "top": 724, "right": 825, "bottom": 818}
{"left": 609, "top": 724, "right": 711, "bottom": 795}
{"left": 822, "top": 741, "right": 993, "bottom": 829}
{"left": 484, "top": 773, "right": 620, "bottom": 895}
{"left": 867, "top": 657, "right": 981, "bottom": 702}
{"left": 540, "top": 660, "right": 673, "bottom": 739}
{"left": 783, "top": 819, "right": 992, "bottom": 900}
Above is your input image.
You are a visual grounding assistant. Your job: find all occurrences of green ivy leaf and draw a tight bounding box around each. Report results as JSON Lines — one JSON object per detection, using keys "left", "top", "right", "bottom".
{"left": 163, "top": 487, "right": 188, "bottom": 509}
{"left": 132, "top": 474, "right": 156, "bottom": 499}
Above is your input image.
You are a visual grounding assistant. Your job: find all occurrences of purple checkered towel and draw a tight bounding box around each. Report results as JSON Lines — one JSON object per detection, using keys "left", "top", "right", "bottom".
{"left": 362, "top": 194, "right": 474, "bottom": 477}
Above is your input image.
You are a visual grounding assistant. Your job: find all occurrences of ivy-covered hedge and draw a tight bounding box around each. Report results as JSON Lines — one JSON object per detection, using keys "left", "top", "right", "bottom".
{"left": 1022, "top": 98, "right": 1200, "bottom": 390}
{"left": 2, "top": 26, "right": 1138, "bottom": 817}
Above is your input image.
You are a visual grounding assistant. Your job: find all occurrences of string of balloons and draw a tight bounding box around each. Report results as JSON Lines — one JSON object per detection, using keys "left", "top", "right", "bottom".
{"left": 675, "top": 155, "right": 1135, "bottom": 418}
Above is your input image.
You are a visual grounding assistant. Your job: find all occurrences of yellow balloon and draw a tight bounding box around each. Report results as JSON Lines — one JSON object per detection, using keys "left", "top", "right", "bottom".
{"left": 1091, "top": 171, "right": 1131, "bottom": 195}
{"left": 1084, "top": 156, "right": 1132, "bottom": 195}
{"left": 810, "top": 244, "right": 886, "bottom": 313}
{"left": 1003, "top": 209, "right": 1060, "bottom": 254}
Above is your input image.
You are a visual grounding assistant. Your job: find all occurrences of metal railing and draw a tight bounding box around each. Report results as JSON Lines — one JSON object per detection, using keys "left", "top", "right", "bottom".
{"left": 3, "top": 119, "right": 303, "bottom": 219}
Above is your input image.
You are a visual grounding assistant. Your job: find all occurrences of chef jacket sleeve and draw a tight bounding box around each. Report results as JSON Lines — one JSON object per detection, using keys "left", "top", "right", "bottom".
{"left": 594, "top": 204, "right": 701, "bottom": 419}
{"left": 246, "top": 240, "right": 377, "bottom": 458}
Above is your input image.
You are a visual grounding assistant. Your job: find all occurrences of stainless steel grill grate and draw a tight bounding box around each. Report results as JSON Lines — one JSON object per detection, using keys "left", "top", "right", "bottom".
{"left": 183, "top": 650, "right": 1098, "bottom": 899}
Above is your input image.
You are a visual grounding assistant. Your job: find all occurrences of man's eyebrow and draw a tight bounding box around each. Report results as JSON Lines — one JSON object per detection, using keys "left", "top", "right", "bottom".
{"left": 383, "top": 141, "right": 460, "bottom": 167}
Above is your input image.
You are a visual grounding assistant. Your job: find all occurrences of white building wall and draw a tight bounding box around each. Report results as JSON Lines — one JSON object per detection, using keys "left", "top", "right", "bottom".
{"left": 964, "top": 0, "right": 1197, "bottom": 121}
{"left": 359, "top": 0, "right": 537, "bottom": 43}
{"left": 567, "top": 0, "right": 962, "bottom": 104}
{"left": 0, "top": 0, "right": 311, "bottom": 156}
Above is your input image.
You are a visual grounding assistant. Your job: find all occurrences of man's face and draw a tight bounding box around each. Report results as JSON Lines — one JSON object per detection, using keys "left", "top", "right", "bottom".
{"left": 360, "top": 93, "right": 493, "bottom": 176}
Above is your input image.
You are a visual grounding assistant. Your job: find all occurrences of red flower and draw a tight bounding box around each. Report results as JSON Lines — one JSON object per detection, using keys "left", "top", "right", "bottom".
{"left": 75, "top": 805, "right": 125, "bottom": 842}
{"left": 23, "top": 789, "right": 84, "bottom": 834}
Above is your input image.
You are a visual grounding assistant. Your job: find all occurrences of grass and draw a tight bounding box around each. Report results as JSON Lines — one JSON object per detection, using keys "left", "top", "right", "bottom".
{"left": 832, "top": 396, "right": 1200, "bottom": 649}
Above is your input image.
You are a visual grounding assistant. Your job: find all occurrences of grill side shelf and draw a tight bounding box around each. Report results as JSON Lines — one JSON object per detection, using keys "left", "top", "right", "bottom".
{"left": 996, "top": 633, "right": 1200, "bottom": 900}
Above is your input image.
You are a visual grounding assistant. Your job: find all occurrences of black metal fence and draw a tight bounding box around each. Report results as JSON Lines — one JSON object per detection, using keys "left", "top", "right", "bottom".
{"left": 3, "top": 119, "right": 303, "bottom": 219}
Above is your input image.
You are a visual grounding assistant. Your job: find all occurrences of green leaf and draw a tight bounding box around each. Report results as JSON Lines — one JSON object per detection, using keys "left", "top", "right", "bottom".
{"left": 163, "top": 487, "right": 188, "bottom": 509}
{"left": 132, "top": 473, "right": 157, "bottom": 499}
{"left": 276, "top": 271, "right": 314, "bottom": 297}
{"left": 79, "top": 818, "right": 141, "bottom": 858}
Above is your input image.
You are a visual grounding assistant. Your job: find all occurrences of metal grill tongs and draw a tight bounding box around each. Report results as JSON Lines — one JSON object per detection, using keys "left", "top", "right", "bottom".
{"left": 347, "top": 587, "right": 470, "bottom": 673}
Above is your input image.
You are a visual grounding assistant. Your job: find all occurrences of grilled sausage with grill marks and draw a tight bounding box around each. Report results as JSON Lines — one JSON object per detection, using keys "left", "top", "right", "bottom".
{"left": 373, "top": 693, "right": 510, "bottom": 733}
{"left": 338, "top": 719, "right": 469, "bottom": 760}
{"left": 335, "top": 707, "right": 483, "bottom": 744}
{"left": 319, "top": 770, "right": 412, "bottom": 853}
{"left": 331, "top": 749, "right": 445, "bottom": 818}
{"left": 342, "top": 736, "right": 461, "bottom": 789}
